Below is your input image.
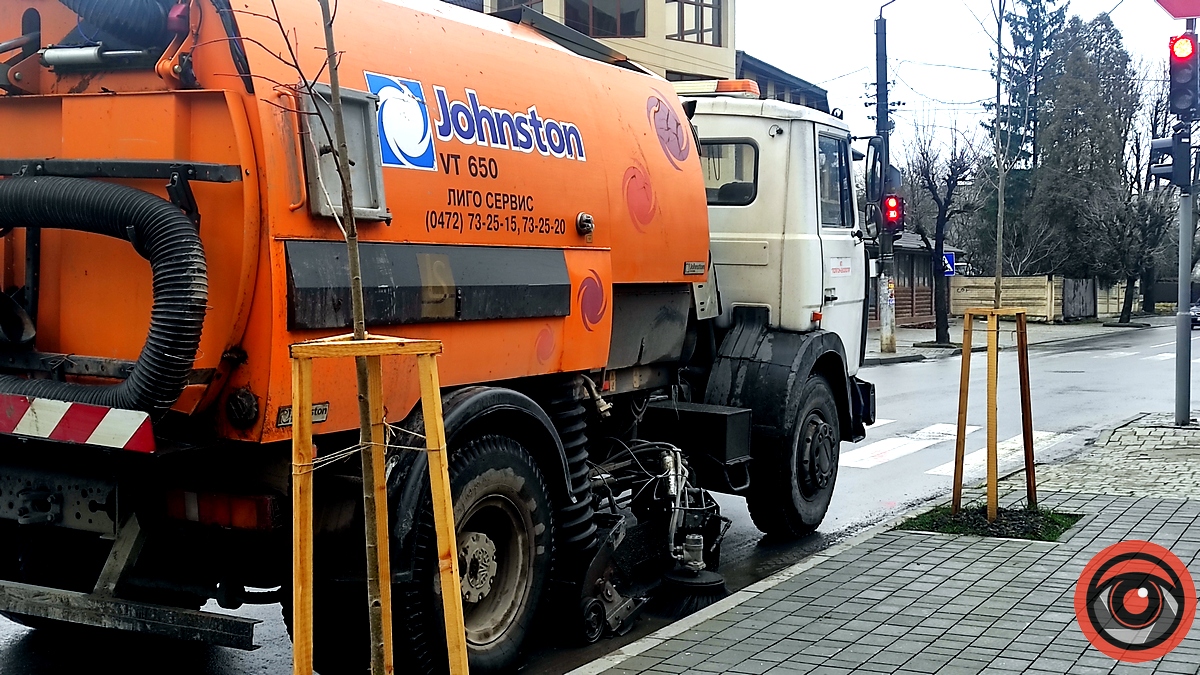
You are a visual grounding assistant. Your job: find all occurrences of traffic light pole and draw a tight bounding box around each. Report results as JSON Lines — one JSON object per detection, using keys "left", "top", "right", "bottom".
{"left": 876, "top": 12, "right": 896, "bottom": 354}
{"left": 1176, "top": 17, "right": 1196, "bottom": 428}
{"left": 1177, "top": 181, "right": 1192, "bottom": 427}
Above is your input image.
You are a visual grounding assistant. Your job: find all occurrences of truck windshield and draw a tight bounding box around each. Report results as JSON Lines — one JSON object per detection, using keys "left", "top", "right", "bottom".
{"left": 701, "top": 141, "right": 758, "bottom": 206}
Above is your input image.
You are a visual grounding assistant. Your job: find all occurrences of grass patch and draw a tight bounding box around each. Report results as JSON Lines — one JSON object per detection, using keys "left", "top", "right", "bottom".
{"left": 896, "top": 505, "right": 1082, "bottom": 542}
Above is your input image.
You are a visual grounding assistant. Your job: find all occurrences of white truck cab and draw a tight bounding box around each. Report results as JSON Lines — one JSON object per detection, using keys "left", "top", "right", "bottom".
{"left": 685, "top": 92, "right": 868, "bottom": 374}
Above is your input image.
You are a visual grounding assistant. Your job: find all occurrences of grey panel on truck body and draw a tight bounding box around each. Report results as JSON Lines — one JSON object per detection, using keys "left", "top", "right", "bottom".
{"left": 285, "top": 241, "right": 571, "bottom": 330}
{"left": 605, "top": 284, "right": 691, "bottom": 370}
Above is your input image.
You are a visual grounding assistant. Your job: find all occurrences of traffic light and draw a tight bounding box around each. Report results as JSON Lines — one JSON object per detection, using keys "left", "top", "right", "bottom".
{"left": 1170, "top": 33, "right": 1199, "bottom": 118}
{"left": 1151, "top": 125, "right": 1193, "bottom": 190}
{"left": 882, "top": 194, "right": 904, "bottom": 231}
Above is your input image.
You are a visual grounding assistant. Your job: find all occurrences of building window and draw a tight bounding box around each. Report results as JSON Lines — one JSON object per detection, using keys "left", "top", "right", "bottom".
{"left": 441, "top": 0, "right": 484, "bottom": 10}
{"left": 565, "top": 0, "right": 646, "bottom": 38}
{"left": 495, "top": 0, "right": 544, "bottom": 11}
{"left": 666, "top": 0, "right": 721, "bottom": 46}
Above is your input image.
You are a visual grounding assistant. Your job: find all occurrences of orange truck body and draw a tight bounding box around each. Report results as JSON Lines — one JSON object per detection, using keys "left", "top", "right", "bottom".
{"left": 0, "top": 0, "right": 709, "bottom": 442}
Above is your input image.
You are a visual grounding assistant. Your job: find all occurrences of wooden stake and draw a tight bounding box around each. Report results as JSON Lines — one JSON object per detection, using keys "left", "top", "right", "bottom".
{"left": 1016, "top": 312, "right": 1037, "bottom": 509}
{"left": 986, "top": 313, "right": 999, "bottom": 522}
{"left": 291, "top": 357, "right": 315, "bottom": 675}
{"left": 952, "top": 312, "right": 974, "bottom": 515}
{"left": 417, "top": 354, "right": 470, "bottom": 675}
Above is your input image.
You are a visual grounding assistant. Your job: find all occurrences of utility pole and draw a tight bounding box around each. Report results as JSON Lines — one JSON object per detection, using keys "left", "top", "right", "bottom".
{"left": 876, "top": 4, "right": 896, "bottom": 353}
{"left": 993, "top": 0, "right": 1007, "bottom": 310}
{"left": 1177, "top": 18, "right": 1196, "bottom": 427}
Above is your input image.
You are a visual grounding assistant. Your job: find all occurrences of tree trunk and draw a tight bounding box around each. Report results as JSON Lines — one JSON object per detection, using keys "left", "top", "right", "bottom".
{"left": 1120, "top": 276, "right": 1136, "bottom": 324}
{"left": 1141, "top": 268, "right": 1157, "bottom": 315}
{"left": 316, "top": 2, "right": 387, "bottom": 674}
{"left": 934, "top": 223, "right": 950, "bottom": 345}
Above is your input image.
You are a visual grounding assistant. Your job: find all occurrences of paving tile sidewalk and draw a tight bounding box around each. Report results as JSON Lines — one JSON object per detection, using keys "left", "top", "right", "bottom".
{"left": 573, "top": 416, "right": 1200, "bottom": 675}
{"left": 864, "top": 315, "right": 1173, "bottom": 365}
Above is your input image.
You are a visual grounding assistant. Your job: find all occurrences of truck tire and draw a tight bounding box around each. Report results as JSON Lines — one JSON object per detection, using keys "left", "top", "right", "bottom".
{"left": 746, "top": 375, "right": 840, "bottom": 538}
{"left": 401, "top": 434, "right": 555, "bottom": 673}
{"left": 292, "top": 435, "right": 554, "bottom": 675}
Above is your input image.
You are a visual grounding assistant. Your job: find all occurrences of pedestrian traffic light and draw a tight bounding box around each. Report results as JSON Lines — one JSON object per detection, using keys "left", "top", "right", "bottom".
{"left": 1170, "top": 33, "right": 1200, "bottom": 118}
{"left": 1151, "top": 126, "right": 1193, "bottom": 190}
{"left": 882, "top": 194, "right": 904, "bottom": 231}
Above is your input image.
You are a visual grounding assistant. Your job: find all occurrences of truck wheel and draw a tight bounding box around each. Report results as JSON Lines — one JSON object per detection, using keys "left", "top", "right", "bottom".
{"left": 399, "top": 434, "right": 555, "bottom": 674}
{"left": 288, "top": 435, "right": 553, "bottom": 675}
{"left": 746, "top": 375, "right": 840, "bottom": 538}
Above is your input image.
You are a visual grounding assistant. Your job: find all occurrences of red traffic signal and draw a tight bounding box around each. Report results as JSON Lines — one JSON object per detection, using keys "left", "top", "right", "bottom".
{"left": 883, "top": 194, "right": 904, "bottom": 230}
{"left": 1174, "top": 34, "right": 1197, "bottom": 60}
{"left": 1171, "top": 33, "right": 1200, "bottom": 116}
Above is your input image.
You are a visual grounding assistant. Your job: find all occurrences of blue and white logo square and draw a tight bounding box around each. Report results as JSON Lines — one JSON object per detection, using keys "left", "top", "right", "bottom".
{"left": 365, "top": 72, "right": 437, "bottom": 171}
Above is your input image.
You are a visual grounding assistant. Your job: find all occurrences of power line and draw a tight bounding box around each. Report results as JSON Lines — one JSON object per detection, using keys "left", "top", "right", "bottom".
{"left": 892, "top": 68, "right": 992, "bottom": 107}
{"left": 818, "top": 66, "right": 869, "bottom": 85}
{"left": 897, "top": 59, "right": 991, "bottom": 74}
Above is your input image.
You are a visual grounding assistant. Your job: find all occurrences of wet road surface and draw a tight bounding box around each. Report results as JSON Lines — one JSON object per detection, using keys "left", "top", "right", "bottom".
{"left": 1, "top": 324, "right": 1195, "bottom": 674}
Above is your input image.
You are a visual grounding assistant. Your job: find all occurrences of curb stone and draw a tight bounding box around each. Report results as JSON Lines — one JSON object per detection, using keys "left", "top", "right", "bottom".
{"left": 861, "top": 354, "right": 925, "bottom": 366}
{"left": 1093, "top": 412, "right": 1149, "bottom": 447}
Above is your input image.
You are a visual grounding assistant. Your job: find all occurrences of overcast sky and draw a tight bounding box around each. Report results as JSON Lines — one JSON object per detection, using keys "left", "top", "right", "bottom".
{"left": 736, "top": 0, "right": 1182, "bottom": 154}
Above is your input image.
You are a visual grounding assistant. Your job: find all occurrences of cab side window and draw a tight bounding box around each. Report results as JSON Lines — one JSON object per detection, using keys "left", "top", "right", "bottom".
{"left": 818, "top": 135, "right": 853, "bottom": 228}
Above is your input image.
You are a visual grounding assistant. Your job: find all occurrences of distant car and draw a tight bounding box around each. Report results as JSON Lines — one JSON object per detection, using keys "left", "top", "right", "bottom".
{"left": 1192, "top": 303, "right": 1200, "bottom": 329}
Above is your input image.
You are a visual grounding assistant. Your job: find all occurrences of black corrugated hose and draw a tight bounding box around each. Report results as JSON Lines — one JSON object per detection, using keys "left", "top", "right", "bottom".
{"left": 58, "top": 0, "right": 175, "bottom": 47}
{"left": 0, "top": 177, "right": 208, "bottom": 417}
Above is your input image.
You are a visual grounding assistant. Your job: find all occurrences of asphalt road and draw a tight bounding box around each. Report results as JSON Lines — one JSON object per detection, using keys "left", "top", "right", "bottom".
{"left": 2, "top": 323, "right": 1197, "bottom": 674}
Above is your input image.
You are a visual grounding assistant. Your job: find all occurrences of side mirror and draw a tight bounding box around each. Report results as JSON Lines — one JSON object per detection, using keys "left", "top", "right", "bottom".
{"left": 864, "top": 203, "right": 880, "bottom": 240}
{"left": 865, "top": 137, "right": 884, "bottom": 203}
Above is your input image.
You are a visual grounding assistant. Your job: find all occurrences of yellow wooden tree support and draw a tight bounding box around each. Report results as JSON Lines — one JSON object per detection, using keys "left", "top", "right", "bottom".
{"left": 952, "top": 308, "right": 1037, "bottom": 522}
{"left": 290, "top": 333, "right": 470, "bottom": 675}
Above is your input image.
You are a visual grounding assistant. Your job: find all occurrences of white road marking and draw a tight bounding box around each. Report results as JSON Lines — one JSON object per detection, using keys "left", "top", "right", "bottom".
{"left": 1143, "top": 353, "right": 1175, "bottom": 361}
{"left": 842, "top": 423, "right": 979, "bottom": 469}
{"left": 867, "top": 418, "right": 896, "bottom": 429}
{"left": 926, "top": 431, "right": 1073, "bottom": 476}
{"left": 1150, "top": 342, "right": 1175, "bottom": 348}
{"left": 1093, "top": 351, "right": 1138, "bottom": 359}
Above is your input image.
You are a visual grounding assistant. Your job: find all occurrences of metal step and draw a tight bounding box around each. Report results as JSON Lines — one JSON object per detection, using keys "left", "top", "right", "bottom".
{"left": 0, "top": 579, "right": 259, "bottom": 649}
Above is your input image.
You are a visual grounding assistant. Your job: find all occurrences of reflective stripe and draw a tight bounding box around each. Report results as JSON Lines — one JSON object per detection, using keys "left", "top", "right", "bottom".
{"left": 12, "top": 398, "right": 72, "bottom": 438}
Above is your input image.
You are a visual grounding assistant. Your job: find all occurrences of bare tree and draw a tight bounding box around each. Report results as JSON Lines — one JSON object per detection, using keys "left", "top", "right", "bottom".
{"left": 221, "top": 1, "right": 389, "bottom": 672}
{"left": 909, "top": 125, "right": 979, "bottom": 344}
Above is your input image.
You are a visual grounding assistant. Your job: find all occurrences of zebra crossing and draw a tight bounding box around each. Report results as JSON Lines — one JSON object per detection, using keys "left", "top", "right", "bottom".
{"left": 843, "top": 421, "right": 1073, "bottom": 478}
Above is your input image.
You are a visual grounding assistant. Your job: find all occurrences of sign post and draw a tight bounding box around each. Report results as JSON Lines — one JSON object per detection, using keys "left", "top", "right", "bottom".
{"left": 1155, "top": 0, "right": 1200, "bottom": 19}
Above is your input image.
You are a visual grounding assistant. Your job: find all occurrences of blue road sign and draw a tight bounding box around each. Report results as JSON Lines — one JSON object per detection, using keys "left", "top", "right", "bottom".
{"left": 943, "top": 252, "right": 956, "bottom": 277}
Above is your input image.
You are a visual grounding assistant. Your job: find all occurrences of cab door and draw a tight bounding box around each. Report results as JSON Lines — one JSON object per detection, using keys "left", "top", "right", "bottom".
{"left": 814, "top": 127, "right": 866, "bottom": 373}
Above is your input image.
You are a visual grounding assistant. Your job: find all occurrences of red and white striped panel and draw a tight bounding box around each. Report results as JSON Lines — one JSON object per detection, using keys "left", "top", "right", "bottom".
{"left": 0, "top": 394, "right": 156, "bottom": 452}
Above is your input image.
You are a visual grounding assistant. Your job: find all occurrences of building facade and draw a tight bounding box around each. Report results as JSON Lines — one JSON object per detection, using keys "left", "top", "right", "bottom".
{"left": 736, "top": 51, "right": 829, "bottom": 113}
{"left": 866, "top": 233, "right": 964, "bottom": 327}
{"left": 443, "top": 0, "right": 737, "bottom": 79}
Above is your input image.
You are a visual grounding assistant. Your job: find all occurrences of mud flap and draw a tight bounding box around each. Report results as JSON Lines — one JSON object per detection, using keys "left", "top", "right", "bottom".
{"left": 704, "top": 307, "right": 858, "bottom": 445}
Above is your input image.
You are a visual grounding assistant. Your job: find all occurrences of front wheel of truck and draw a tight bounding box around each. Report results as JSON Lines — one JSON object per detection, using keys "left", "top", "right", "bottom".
{"left": 746, "top": 375, "right": 841, "bottom": 538}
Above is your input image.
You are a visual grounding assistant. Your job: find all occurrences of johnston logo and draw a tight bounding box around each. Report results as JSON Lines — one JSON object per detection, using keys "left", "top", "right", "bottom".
{"left": 365, "top": 72, "right": 438, "bottom": 171}
{"left": 433, "top": 86, "right": 587, "bottom": 161}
